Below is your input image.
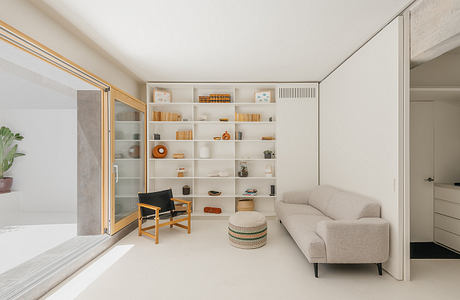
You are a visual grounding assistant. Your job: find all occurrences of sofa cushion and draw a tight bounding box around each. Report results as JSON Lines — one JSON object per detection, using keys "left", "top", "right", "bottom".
{"left": 281, "top": 190, "right": 310, "bottom": 205}
{"left": 327, "top": 191, "right": 380, "bottom": 220}
{"left": 275, "top": 201, "right": 324, "bottom": 221}
{"left": 308, "top": 185, "right": 339, "bottom": 214}
{"left": 283, "top": 214, "right": 331, "bottom": 262}
{"left": 308, "top": 185, "right": 380, "bottom": 220}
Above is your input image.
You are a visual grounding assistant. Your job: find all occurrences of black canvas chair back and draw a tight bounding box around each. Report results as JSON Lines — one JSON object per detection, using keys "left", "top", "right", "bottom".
{"left": 138, "top": 189, "right": 175, "bottom": 217}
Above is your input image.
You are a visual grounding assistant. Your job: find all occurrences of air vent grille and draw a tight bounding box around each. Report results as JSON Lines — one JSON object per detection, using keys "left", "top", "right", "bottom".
{"left": 277, "top": 87, "right": 316, "bottom": 100}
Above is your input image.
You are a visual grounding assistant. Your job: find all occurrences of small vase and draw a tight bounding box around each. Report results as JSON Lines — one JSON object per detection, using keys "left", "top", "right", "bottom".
{"left": 200, "top": 143, "right": 211, "bottom": 158}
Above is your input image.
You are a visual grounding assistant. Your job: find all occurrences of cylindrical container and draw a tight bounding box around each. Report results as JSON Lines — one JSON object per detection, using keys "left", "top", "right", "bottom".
{"left": 270, "top": 185, "right": 276, "bottom": 196}
{"left": 183, "top": 185, "right": 191, "bottom": 195}
{"left": 200, "top": 143, "right": 211, "bottom": 158}
{"left": 177, "top": 168, "right": 185, "bottom": 177}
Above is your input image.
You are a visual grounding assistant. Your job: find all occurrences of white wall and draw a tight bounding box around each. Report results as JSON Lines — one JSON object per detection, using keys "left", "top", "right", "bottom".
{"left": 319, "top": 18, "right": 403, "bottom": 279}
{"left": 0, "top": 0, "right": 142, "bottom": 98}
{"left": 0, "top": 109, "right": 77, "bottom": 215}
{"left": 434, "top": 100, "right": 460, "bottom": 183}
{"left": 277, "top": 86, "right": 318, "bottom": 197}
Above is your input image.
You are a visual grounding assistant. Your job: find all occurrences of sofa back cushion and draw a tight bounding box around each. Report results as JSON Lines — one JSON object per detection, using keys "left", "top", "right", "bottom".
{"left": 282, "top": 190, "right": 310, "bottom": 205}
{"left": 308, "top": 185, "right": 380, "bottom": 220}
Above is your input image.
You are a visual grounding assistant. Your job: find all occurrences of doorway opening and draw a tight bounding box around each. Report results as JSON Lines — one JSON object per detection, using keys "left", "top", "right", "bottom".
{"left": 410, "top": 46, "right": 460, "bottom": 260}
{"left": 0, "top": 24, "right": 111, "bottom": 298}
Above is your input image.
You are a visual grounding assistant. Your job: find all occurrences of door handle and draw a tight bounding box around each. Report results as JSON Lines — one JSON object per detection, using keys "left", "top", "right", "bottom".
{"left": 114, "top": 165, "right": 119, "bottom": 183}
{"left": 424, "top": 177, "right": 434, "bottom": 182}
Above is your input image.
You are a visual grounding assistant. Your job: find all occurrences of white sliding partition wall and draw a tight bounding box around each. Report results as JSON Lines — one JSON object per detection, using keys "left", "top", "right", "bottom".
{"left": 319, "top": 17, "right": 406, "bottom": 279}
{"left": 276, "top": 84, "right": 318, "bottom": 197}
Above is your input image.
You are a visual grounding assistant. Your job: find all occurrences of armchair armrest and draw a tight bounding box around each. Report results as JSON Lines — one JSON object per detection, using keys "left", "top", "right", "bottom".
{"left": 137, "top": 203, "right": 161, "bottom": 210}
{"left": 171, "top": 198, "right": 192, "bottom": 205}
{"left": 316, "top": 218, "right": 389, "bottom": 264}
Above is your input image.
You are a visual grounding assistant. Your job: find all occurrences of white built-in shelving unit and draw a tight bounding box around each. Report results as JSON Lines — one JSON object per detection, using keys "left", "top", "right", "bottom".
{"left": 145, "top": 83, "right": 278, "bottom": 217}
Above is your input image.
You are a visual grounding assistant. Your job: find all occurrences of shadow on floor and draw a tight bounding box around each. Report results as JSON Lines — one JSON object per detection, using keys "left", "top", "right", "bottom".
{"left": 411, "top": 242, "right": 460, "bottom": 259}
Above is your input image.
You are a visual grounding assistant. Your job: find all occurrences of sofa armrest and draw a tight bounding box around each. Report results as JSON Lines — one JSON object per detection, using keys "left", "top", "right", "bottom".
{"left": 316, "top": 218, "right": 389, "bottom": 264}
{"left": 281, "top": 190, "right": 309, "bottom": 205}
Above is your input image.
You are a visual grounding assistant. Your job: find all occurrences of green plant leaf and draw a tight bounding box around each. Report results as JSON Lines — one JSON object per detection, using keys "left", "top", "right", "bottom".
{"left": 0, "top": 126, "right": 25, "bottom": 175}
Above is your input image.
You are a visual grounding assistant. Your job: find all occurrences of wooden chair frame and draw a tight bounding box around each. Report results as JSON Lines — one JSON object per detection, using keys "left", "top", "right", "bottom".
{"left": 137, "top": 198, "right": 192, "bottom": 244}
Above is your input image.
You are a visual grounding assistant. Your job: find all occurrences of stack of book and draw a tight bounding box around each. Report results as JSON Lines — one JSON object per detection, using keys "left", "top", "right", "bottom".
{"left": 235, "top": 113, "right": 261, "bottom": 122}
{"left": 243, "top": 189, "right": 257, "bottom": 196}
{"left": 176, "top": 130, "right": 193, "bottom": 140}
{"left": 152, "top": 111, "right": 182, "bottom": 121}
{"left": 199, "top": 94, "right": 232, "bottom": 103}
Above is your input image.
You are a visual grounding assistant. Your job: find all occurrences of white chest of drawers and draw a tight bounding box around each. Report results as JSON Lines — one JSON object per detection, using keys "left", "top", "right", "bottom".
{"left": 434, "top": 184, "right": 460, "bottom": 252}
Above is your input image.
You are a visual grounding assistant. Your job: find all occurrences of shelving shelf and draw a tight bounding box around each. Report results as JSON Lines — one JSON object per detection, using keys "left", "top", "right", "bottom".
{"left": 149, "top": 140, "right": 193, "bottom": 142}
{"left": 148, "top": 121, "right": 276, "bottom": 124}
{"left": 148, "top": 102, "right": 277, "bottom": 106}
{"left": 146, "top": 83, "right": 278, "bottom": 217}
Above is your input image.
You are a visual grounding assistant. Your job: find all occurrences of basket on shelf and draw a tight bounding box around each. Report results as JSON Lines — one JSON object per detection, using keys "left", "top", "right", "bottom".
{"left": 237, "top": 198, "right": 255, "bottom": 211}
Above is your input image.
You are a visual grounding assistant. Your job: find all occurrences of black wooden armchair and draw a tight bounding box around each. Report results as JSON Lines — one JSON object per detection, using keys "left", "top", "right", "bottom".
{"left": 137, "top": 189, "right": 191, "bottom": 244}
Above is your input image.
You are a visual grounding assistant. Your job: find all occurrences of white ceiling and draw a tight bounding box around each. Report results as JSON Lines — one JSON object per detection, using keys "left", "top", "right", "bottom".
{"left": 36, "top": 0, "right": 412, "bottom": 82}
{"left": 411, "top": 46, "right": 460, "bottom": 87}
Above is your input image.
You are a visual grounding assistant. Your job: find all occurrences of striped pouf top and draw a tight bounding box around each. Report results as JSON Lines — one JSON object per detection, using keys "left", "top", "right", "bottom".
{"left": 228, "top": 211, "right": 267, "bottom": 249}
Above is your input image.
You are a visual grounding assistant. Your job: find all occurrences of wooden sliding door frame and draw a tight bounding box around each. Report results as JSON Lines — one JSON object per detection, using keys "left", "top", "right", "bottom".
{"left": 0, "top": 19, "right": 142, "bottom": 235}
{"left": 110, "top": 88, "right": 147, "bottom": 234}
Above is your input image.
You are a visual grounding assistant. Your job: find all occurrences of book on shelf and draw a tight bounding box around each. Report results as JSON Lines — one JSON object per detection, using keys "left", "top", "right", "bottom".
{"left": 235, "top": 112, "right": 261, "bottom": 122}
{"left": 176, "top": 130, "right": 193, "bottom": 140}
{"left": 199, "top": 94, "right": 232, "bottom": 103}
{"left": 152, "top": 111, "right": 182, "bottom": 121}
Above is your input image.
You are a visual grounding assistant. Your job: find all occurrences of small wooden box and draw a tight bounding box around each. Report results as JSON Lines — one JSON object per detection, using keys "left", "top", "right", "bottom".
{"left": 173, "top": 153, "right": 185, "bottom": 159}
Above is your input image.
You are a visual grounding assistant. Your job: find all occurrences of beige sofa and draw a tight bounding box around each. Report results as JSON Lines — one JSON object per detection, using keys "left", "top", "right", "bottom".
{"left": 275, "top": 185, "right": 389, "bottom": 278}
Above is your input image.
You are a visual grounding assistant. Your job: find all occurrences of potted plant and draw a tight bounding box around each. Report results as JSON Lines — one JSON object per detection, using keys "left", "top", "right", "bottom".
{"left": 264, "top": 150, "right": 273, "bottom": 159}
{"left": 0, "top": 126, "right": 25, "bottom": 193}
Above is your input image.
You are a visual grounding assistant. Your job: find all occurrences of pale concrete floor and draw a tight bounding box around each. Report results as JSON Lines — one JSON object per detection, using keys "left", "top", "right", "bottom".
{"left": 44, "top": 220, "right": 460, "bottom": 300}
{"left": 0, "top": 223, "right": 76, "bottom": 274}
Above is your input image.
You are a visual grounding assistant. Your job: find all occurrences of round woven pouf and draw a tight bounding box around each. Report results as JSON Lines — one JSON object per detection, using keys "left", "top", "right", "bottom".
{"left": 228, "top": 211, "right": 267, "bottom": 249}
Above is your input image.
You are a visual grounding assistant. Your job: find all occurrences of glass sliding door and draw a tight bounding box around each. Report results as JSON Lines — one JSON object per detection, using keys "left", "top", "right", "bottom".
{"left": 110, "top": 89, "right": 147, "bottom": 234}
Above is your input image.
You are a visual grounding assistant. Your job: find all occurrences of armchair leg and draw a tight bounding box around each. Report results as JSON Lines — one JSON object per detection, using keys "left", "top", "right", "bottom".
{"left": 170, "top": 217, "right": 173, "bottom": 228}
{"left": 186, "top": 203, "right": 191, "bottom": 234}
{"left": 137, "top": 207, "right": 142, "bottom": 236}
{"left": 187, "top": 211, "right": 191, "bottom": 234}
{"left": 377, "top": 263, "right": 383, "bottom": 276}
{"left": 155, "top": 212, "right": 159, "bottom": 244}
{"left": 314, "top": 263, "right": 318, "bottom": 278}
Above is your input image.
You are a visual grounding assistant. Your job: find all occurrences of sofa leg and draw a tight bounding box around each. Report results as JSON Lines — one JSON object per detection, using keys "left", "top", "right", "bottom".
{"left": 377, "top": 263, "right": 382, "bottom": 276}
{"left": 314, "top": 263, "right": 318, "bottom": 278}
{"left": 279, "top": 220, "right": 282, "bottom": 224}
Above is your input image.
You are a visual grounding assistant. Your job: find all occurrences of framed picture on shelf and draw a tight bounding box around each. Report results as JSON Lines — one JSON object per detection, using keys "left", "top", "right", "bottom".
{"left": 255, "top": 90, "right": 271, "bottom": 103}
{"left": 153, "top": 88, "right": 171, "bottom": 103}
